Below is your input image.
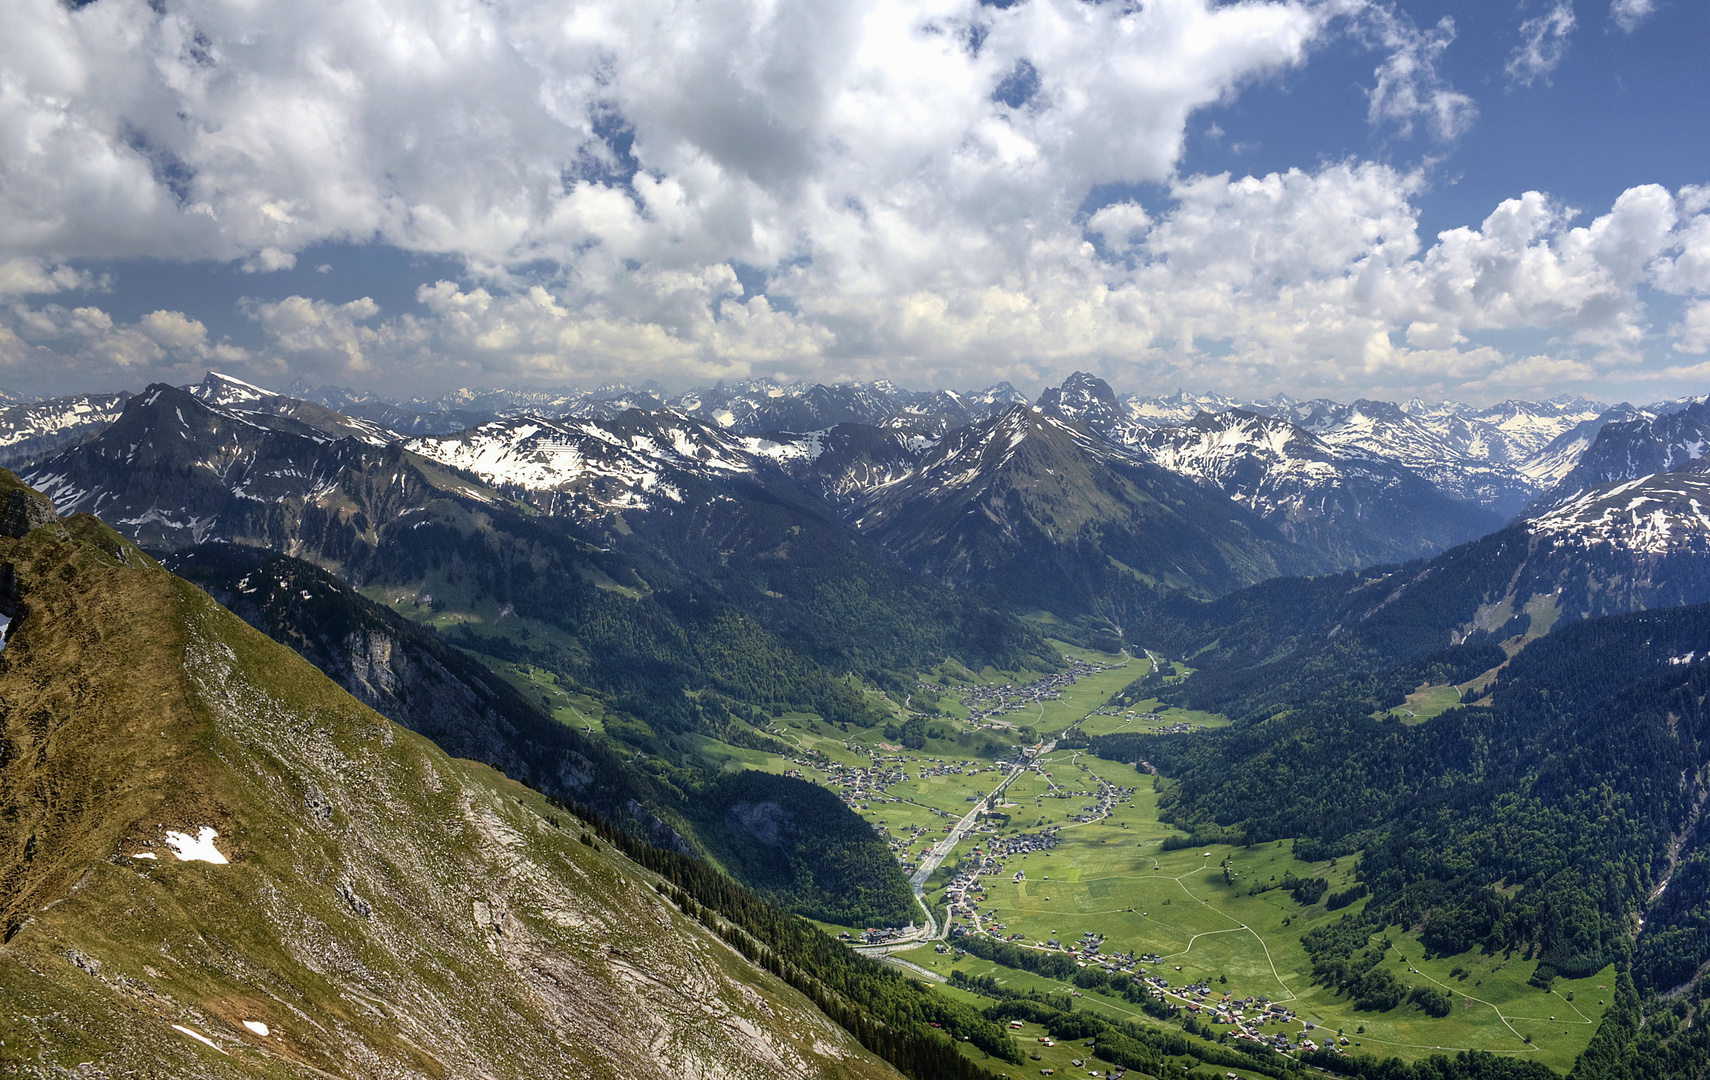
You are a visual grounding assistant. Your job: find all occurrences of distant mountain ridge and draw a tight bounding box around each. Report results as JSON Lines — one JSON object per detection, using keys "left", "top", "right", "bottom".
{"left": 2, "top": 371, "right": 1680, "bottom": 517}
{"left": 9, "top": 370, "right": 1710, "bottom": 648}
{"left": 1536, "top": 398, "right": 1710, "bottom": 509}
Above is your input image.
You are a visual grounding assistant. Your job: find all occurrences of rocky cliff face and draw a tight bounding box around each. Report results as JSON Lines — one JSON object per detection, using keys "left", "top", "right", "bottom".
{"left": 0, "top": 480, "right": 899, "bottom": 1080}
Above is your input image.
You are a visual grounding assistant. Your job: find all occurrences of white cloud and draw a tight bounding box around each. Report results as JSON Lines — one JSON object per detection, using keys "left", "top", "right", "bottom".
{"left": 3, "top": 302, "right": 164, "bottom": 369}
{"left": 1610, "top": 0, "right": 1658, "bottom": 32}
{"left": 0, "top": 299, "right": 250, "bottom": 380}
{"left": 1507, "top": 1, "right": 1576, "bottom": 87}
{"left": 1651, "top": 190, "right": 1710, "bottom": 297}
{"left": 138, "top": 309, "right": 209, "bottom": 351}
{"left": 1086, "top": 203, "right": 1153, "bottom": 252}
{"left": 130, "top": 171, "right": 1682, "bottom": 399}
{"left": 243, "top": 296, "right": 396, "bottom": 373}
{"left": 0, "top": 0, "right": 1332, "bottom": 282}
{"left": 1675, "top": 301, "right": 1710, "bottom": 355}
{"left": 0, "top": 0, "right": 1698, "bottom": 400}
{"left": 1356, "top": 7, "right": 1477, "bottom": 141}
{"left": 0, "top": 258, "right": 95, "bottom": 298}
{"left": 4, "top": 161, "right": 1705, "bottom": 400}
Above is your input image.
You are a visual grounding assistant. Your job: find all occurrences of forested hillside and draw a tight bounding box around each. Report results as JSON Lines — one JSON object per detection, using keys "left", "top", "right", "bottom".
{"left": 1099, "top": 601, "right": 1710, "bottom": 1059}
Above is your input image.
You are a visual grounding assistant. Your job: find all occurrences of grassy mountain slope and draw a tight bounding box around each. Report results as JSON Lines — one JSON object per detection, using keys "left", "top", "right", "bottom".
{"left": 161, "top": 541, "right": 696, "bottom": 847}
{"left": 161, "top": 541, "right": 915, "bottom": 928}
{"left": 0, "top": 489, "right": 903, "bottom": 1079}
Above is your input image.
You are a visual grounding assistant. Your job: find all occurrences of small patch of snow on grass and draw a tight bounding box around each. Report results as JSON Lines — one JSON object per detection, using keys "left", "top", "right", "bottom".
{"left": 164, "top": 826, "right": 228, "bottom": 864}
{"left": 171, "top": 1025, "right": 228, "bottom": 1054}
{"left": 131, "top": 851, "right": 158, "bottom": 860}
{"left": 242, "top": 1020, "right": 270, "bottom": 1036}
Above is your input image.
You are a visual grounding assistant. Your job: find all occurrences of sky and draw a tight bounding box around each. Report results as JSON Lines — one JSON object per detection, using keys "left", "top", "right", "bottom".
{"left": 0, "top": 0, "right": 1706, "bottom": 405}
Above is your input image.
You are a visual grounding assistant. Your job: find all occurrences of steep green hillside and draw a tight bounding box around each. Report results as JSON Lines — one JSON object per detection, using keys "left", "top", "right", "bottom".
{"left": 163, "top": 542, "right": 693, "bottom": 839}
{"left": 163, "top": 541, "right": 915, "bottom": 928}
{"left": 0, "top": 483, "right": 926, "bottom": 1078}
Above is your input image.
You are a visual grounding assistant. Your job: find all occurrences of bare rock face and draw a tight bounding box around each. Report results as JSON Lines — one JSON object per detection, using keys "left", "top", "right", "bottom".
{"left": 0, "top": 468, "right": 56, "bottom": 539}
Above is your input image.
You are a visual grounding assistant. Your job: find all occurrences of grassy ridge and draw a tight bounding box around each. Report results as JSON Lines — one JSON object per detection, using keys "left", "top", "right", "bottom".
{"left": 0, "top": 505, "right": 903, "bottom": 1078}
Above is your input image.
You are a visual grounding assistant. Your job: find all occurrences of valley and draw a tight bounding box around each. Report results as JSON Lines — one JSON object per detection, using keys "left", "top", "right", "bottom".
{"left": 4, "top": 0, "right": 1706, "bottom": 1070}
{"left": 621, "top": 639, "right": 1611, "bottom": 1075}
{"left": 8, "top": 367, "right": 1710, "bottom": 1078}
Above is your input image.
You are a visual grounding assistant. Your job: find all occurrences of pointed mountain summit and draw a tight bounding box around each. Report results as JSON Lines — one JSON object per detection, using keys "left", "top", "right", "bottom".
{"left": 856, "top": 406, "right": 1322, "bottom": 616}
{"left": 1034, "top": 371, "right": 1124, "bottom": 429}
{"left": 1027, "top": 374, "right": 1501, "bottom": 569}
{"left": 1537, "top": 398, "right": 1710, "bottom": 510}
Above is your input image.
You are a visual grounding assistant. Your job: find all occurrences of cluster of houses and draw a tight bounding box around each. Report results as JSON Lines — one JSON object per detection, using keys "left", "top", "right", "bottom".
{"left": 1090, "top": 707, "right": 1162, "bottom": 721}
{"left": 1142, "top": 720, "right": 1201, "bottom": 734}
{"left": 1157, "top": 985, "right": 1351, "bottom": 1054}
{"left": 836, "top": 926, "right": 914, "bottom": 946}
{"left": 818, "top": 758, "right": 910, "bottom": 811}
{"left": 1053, "top": 768, "right": 1132, "bottom": 824}
{"left": 935, "top": 828, "right": 1063, "bottom": 926}
{"left": 951, "top": 656, "right": 1126, "bottom": 727}
{"left": 873, "top": 821, "right": 950, "bottom": 868}
{"left": 950, "top": 920, "right": 1348, "bottom": 1056}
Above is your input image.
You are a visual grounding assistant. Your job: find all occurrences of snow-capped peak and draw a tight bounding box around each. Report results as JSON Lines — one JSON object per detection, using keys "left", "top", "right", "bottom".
{"left": 191, "top": 371, "right": 278, "bottom": 408}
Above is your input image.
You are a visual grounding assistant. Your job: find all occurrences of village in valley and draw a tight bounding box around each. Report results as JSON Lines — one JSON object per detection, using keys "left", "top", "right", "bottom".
{"left": 690, "top": 643, "right": 1617, "bottom": 1079}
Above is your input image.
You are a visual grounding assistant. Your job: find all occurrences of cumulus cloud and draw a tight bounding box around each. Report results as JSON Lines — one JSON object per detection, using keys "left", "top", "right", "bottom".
{"left": 1676, "top": 301, "right": 1710, "bottom": 355}
{"left": 1610, "top": 0, "right": 1658, "bottom": 32}
{"left": 0, "top": 258, "right": 94, "bottom": 297}
{"left": 87, "top": 172, "right": 1656, "bottom": 397}
{"left": 0, "top": 299, "right": 248, "bottom": 381}
{"left": 0, "top": 0, "right": 1698, "bottom": 400}
{"left": 137, "top": 309, "right": 208, "bottom": 351}
{"left": 242, "top": 296, "right": 397, "bottom": 373}
{"left": 3, "top": 302, "right": 164, "bottom": 370}
{"left": 0, "top": 0, "right": 1332, "bottom": 280}
{"left": 1507, "top": 1, "right": 1576, "bottom": 87}
{"left": 1086, "top": 203, "right": 1153, "bottom": 253}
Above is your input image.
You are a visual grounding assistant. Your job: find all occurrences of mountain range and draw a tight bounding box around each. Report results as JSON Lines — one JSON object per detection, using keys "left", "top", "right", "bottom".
{"left": 12, "top": 364, "right": 1710, "bottom": 1078}
{"left": 0, "top": 372, "right": 1699, "bottom": 647}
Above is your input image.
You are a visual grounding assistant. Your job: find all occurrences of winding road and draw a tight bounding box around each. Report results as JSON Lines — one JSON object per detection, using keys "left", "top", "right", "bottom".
{"left": 852, "top": 650, "right": 1131, "bottom": 957}
{"left": 854, "top": 740, "right": 1054, "bottom": 956}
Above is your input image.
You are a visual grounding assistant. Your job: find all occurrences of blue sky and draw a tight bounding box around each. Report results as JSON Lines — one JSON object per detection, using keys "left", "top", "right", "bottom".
{"left": 1, "top": 0, "right": 1705, "bottom": 404}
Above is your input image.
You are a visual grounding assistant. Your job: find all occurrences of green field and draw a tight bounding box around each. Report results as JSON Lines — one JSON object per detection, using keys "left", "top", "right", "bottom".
{"left": 1381, "top": 681, "right": 1465, "bottom": 724}
{"left": 718, "top": 659, "right": 1610, "bottom": 1075}
{"left": 443, "top": 627, "right": 1611, "bottom": 1075}
{"left": 884, "top": 749, "right": 1611, "bottom": 1074}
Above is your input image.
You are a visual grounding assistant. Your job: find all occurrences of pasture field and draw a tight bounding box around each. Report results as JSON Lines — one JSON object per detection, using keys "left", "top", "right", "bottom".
{"left": 933, "top": 964, "right": 1277, "bottom": 1080}
{"left": 1381, "top": 681, "right": 1465, "bottom": 723}
{"left": 1075, "top": 702, "right": 1230, "bottom": 738}
{"left": 896, "top": 747, "right": 1612, "bottom": 1073}
{"left": 545, "top": 629, "right": 1612, "bottom": 1074}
